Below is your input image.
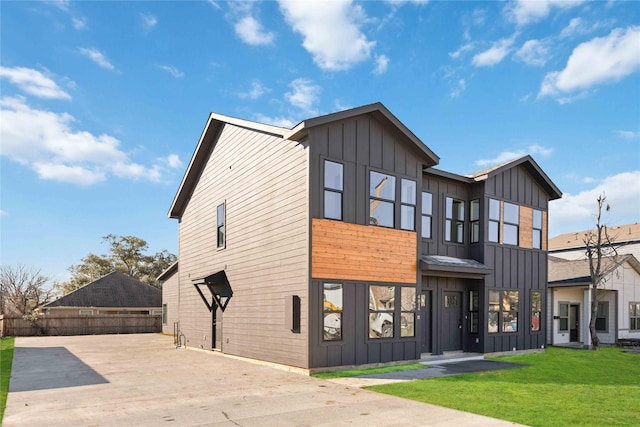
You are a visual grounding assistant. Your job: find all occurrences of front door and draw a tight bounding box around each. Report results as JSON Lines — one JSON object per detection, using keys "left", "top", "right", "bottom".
{"left": 420, "top": 291, "right": 432, "bottom": 353}
{"left": 570, "top": 304, "right": 579, "bottom": 342}
{"left": 442, "top": 291, "right": 462, "bottom": 351}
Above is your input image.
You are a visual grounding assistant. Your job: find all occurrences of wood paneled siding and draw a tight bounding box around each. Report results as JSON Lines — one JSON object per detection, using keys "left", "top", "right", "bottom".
{"left": 308, "top": 113, "right": 424, "bottom": 226}
{"left": 312, "top": 219, "right": 417, "bottom": 283}
{"left": 161, "top": 270, "right": 179, "bottom": 335}
{"left": 178, "top": 123, "right": 309, "bottom": 368}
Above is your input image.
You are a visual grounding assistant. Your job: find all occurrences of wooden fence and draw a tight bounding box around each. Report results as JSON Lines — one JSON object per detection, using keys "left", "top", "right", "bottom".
{"left": 0, "top": 314, "right": 162, "bottom": 337}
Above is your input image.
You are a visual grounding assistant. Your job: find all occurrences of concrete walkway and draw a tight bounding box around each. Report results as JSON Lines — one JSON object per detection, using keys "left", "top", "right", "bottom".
{"left": 4, "top": 334, "right": 525, "bottom": 426}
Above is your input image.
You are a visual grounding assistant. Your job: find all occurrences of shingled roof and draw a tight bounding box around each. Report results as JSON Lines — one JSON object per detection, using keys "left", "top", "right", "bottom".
{"left": 548, "top": 254, "right": 640, "bottom": 286}
{"left": 44, "top": 271, "right": 161, "bottom": 308}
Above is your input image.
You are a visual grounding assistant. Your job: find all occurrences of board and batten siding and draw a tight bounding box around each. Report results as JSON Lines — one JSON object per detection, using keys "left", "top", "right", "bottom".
{"left": 178, "top": 122, "right": 310, "bottom": 368}
{"left": 161, "top": 269, "right": 179, "bottom": 335}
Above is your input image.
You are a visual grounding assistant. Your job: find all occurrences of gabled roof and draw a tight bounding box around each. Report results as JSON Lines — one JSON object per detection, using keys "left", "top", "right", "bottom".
{"left": 169, "top": 103, "right": 440, "bottom": 219}
{"left": 44, "top": 271, "right": 161, "bottom": 308}
{"left": 157, "top": 260, "right": 178, "bottom": 282}
{"left": 548, "top": 254, "right": 640, "bottom": 286}
{"left": 467, "top": 155, "right": 562, "bottom": 201}
{"left": 549, "top": 222, "right": 640, "bottom": 251}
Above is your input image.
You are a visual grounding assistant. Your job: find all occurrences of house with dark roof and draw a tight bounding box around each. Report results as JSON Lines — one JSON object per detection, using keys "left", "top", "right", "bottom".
{"left": 548, "top": 254, "right": 640, "bottom": 346}
{"left": 164, "top": 102, "right": 562, "bottom": 370}
{"left": 42, "top": 271, "right": 162, "bottom": 316}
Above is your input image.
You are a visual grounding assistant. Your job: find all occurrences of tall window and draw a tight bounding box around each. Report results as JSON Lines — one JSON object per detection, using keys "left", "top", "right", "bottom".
{"left": 324, "top": 160, "right": 343, "bottom": 220}
{"left": 421, "top": 192, "right": 433, "bottom": 238}
{"left": 596, "top": 301, "right": 608, "bottom": 332}
{"left": 469, "top": 290, "right": 479, "bottom": 333}
{"left": 217, "top": 203, "right": 225, "bottom": 249}
{"left": 630, "top": 302, "right": 640, "bottom": 331}
{"left": 488, "top": 290, "right": 519, "bottom": 333}
{"left": 369, "top": 285, "right": 395, "bottom": 338}
{"left": 488, "top": 290, "right": 500, "bottom": 333}
{"left": 470, "top": 199, "right": 480, "bottom": 243}
{"left": 400, "top": 179, "right": 416, "bottom": 231}
{"left": 533, "top": 209, "right": 543, "bottom": 249}
{"left": 531, "top": 291, "right": 542, "bottom": 332}
{"left": 323, "top": 283, "right": 343, "bottom": 341}
{"left": 445, "top": 197, "right": 465, "bottom": 243}
{"left": 400, "top": 287, "right": 416, "bottom": 337}
{"left": 369, "top": 171, "right": 395, "bottom": 228}
{"left": 559, "top": 303, "right": 569, "bottom": 332}
{"left": 488, "top": 199, "right": 500, "bottom": 243}
{"left": 503, "top": 202, "right": 519, "bottom": 246}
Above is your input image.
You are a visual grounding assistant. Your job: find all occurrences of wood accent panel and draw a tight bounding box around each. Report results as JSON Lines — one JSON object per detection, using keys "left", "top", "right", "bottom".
{"left": 519, "top": 206, "right": 533, "bottom": 249}
{"left": 542, "top": 210, "right": 548, "bottom": 251}
{"left": 312, "top": 219, "right": 417, "bottom": 284}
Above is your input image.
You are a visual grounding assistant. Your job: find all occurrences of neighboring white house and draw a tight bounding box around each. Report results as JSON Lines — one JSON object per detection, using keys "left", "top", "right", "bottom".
{"left": 547, "top": 254, "right": 640, "bottom": 346}
{"left": 549, "top": 223, "right": 640, "bottom": 261}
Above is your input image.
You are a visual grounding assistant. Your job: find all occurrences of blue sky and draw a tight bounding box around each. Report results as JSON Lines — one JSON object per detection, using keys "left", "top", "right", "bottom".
{"left": 1, "top": 0, "right": 639, "bottom": 282}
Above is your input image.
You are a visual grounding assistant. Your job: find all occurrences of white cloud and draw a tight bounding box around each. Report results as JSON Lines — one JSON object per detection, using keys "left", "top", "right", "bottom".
{"left": 0, "top": 66, "right": 71, "bottom": 100}
{"left": 45, "top": 0, "right": 70, "bottom": 11}
{"left": 539, "top": 26, "right": 640, "bottom": 100}
{"left": 450, "top": 78, "right": 466, "bottom": 98}
{"left": 614, "top": 130, "right": 640, "bottom": 139}
{"left": 285, "top": 78, "right": 320, "bottom": 114}
{"left": 505, "top": 0, "right": 585, "bottom": 27}
{"left": 549, "top": 171, "right": 640, "bottom": 236}
{"left": 0, "top": 210, "right": 7, "bottom": 216}
{"left": 0, "top": 96, "right": 176, "bottom": 186}
{"left": 207, "top": 0, "right": 221, "bottom": 10}
{"left": 165, "top": 154, "right": 183, "bottom": 169}
{"left": 472, "top": 38, "right": 514, "bottom": 67}
{"left": 72, "top": 16, "right": 87, "bottom": 30}
{"left": 234, "top": 15, "right": 275, "bottom": 46}
{"left": 78, "top": 48, "right": 115, "bottom": 71}
{"left": 279, "top": 0, "right": 375, "bottom": 71}
{"left": 385, "top": 0, "right": 429, "bottom": 5}
{"left": 475, "top": 144, "right": 554, "bottom": 167}
{"left": 238, "top": 80, "right": 268, "bottom": 100}
{"left": 515, "top": 39, "right": 550, "bottom": 66}
{"left": 140, "top": 14, "right": 158, "bottom": 32}
{"left": 449, "top": 42, "right": 475, "bottom": 59}
{"left": 253, "top": 113, "right": 295, "bottom": 128}
{"left": 373, "top": 55, "right": 389, "bottom": 75}
{"left": 157, "top": 65, "right": 184, "bottom": 78}
{"left": 560, "top": 17, "right": 584, "bottom": 39}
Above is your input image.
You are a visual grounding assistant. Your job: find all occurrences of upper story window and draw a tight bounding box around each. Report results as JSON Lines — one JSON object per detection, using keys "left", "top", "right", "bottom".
{"left": 324, "top": 160, "right": 343, "bottom": 221}
{"left": 400, "top": 179, "right": 416, "bottom": 231}
{"left": 445, "top": 197, "right": 465, "bottom": 243}
{"left": 421, "top": 192, "right": 433, "bottom": 238}
{"left": 488, "top": 199, "right": 500, "bottom": 243}
{"left": 217, "top": 202, "right": 226, "bottom": 249}
{"left": 533, "top": 209, "right": 543, "bottom": 249}
{"left": 369, "top": 171, "right": 396, "bottom": 228}
{"left": 503, "top": 202, "right": 519, "bottom": 246}
{"left": 470, "top": 199, "right": 480, "bottom": 243}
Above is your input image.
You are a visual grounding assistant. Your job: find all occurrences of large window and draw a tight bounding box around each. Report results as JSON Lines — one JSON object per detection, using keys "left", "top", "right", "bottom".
{"left": 445, "top": 197, "right": 465, "bottom": 243}
{"left": 531, "top": 291, "right": 542, "bottom": 332}
{"left": 630, "top": 302, "right": 640, "bottom": 331}
{"left": 559, "top": 303, "right": 569, "bottom": 332}
{"left": 596, "top": 301, "right": 608, "bottom": 332}
{"left": 369, "top": 285, "right": 395, "bottom": 338}
{"left": 421, "top": 192, "right": 433, "bottom": 238}
{"left": 324, "top": 160, "right": 343, "bottom": 220}
{"left": 533, "top": 209, "right": 543, "bottom": 249}
{"left": 217, "top": 203, "right": 225, "bottom": 249}
{"left": 503, "top": 202, "right": 519, "bottom": 246}
{"left": 488, "top": 290, "right": 519, "bottom": 333}
{"left": 470, "top": 199, "right": 480, "bottom": 243}
{"left": 369, "top": 171, "right": 396, "bottom": 228}
{"left": 488, "top": 198, "right": 500, "bottom": 243}
{"left": 469, "top": 290, "right": 479, "bottom": 333}
{"left": 323, "top": 283, "right": 343, "bottom": 341}
{"left": 400, "top": 179, "right": 416, "bottom": 231}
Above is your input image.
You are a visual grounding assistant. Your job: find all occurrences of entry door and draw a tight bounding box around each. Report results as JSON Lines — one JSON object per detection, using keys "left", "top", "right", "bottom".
{"left": 570, "top": 304, "right": 579, "bottom": 342}
{"left": 420, "top": 291, "right": 432, "bottom": 353}
{"left": 442, "top": 291, "right": 463, "bottom": 351}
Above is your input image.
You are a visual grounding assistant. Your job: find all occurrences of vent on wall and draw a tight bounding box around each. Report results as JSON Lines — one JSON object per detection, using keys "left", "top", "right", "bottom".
{"left": 285, "top": 295, "right": 301, "bottom": 333}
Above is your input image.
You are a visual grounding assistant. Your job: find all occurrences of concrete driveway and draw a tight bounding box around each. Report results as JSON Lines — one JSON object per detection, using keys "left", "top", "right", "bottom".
{"left": 4, "top": 334, "right": 522, "bottom": 426}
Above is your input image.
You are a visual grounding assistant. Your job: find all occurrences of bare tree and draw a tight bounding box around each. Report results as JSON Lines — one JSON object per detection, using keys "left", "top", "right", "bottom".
{"left": 583, "top": 194, "right": 618, "bottom": 349}
{"left": 0, "top": 264, "right": 54, "bottom": 316}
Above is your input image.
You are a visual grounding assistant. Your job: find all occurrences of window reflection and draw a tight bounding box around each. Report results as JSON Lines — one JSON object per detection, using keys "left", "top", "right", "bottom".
{"left": 369, "top": 285, "right": 395, "bottom": 338}
{"left": 323, "top": 283, "right": 343, "bottom": 341}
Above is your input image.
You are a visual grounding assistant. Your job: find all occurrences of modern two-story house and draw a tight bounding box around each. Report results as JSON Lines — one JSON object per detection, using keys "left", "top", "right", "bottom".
{"left": 164, "top": 103, "right": 561, "bottom": 370}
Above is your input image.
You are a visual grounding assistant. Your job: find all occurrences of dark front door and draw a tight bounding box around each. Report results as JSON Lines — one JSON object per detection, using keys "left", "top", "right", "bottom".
{"left": 442, "top": 291, "right": 463, "bottom": 351}
{"left": 420, "top": 291, "right": 432, "bottom": 353}
{"left": 570, "top": 304, "right": 579, "bottom": 342}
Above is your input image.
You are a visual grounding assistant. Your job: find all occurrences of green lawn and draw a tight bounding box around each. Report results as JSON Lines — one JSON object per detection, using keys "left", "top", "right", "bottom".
{"left": 0, "top": 337, "right": 15, "bottom": 423}
{"left": 368, "top": 347, "right": 640, "bottom": 427}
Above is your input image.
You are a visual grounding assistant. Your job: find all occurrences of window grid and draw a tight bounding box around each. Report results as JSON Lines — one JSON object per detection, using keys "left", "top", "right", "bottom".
{"left": 421, "top": 192, "right": 433, "bottom": 238}
{"left": 559, "top": 303, "right": 569, "bottom": 332}
{"left": 533, "top": 209, "right": 543, "bottom": 249}
{"left": 503, "top": 202, "right": 519, "bottom": 246}
{"left": 630, "top": 302, "right": 640, "bottom": 331}
{"left": 596, "top": 301, "right": 608, "bottom": 332}
{"left": 445, "top": 197, "right": 465, "bottom": 244}
{"left": 488, "top": 198, "right": 500, "bottom": 243}
{"left": 323, "top": 160, "right": 343, "bottom": 221}
{"left": 400, "top": 179, "right": 416, "bottom": 231}
{"left": 369, "top": 171, "right": 396, "bottom": 228}
{"left": 323, "top": 283, "right": 343, "bottom": 341}
{"left": 470, "top": 199, "right": 480, "bottom": 243}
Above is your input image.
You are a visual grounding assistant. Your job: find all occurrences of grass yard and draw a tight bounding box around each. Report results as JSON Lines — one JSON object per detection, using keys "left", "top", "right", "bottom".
{"left": 368, "top": 347, "right": 640, "bottom": 427}
{"left": 0, "top": 337, "right": 15, "bottom": 422}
